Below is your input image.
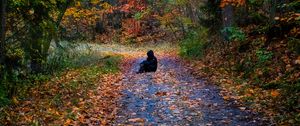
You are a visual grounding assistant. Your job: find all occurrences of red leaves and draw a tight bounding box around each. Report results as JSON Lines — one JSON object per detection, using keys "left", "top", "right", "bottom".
{"left": 123, "top": 19, "right": 141, "bottom": 37}
{"left": 120, "top": 0, "right": 147, "bottom": 13}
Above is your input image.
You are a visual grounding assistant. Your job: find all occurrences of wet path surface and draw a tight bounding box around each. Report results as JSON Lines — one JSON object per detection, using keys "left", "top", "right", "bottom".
{"left": 114, "top": 56, "right": 262, "bottom": 126}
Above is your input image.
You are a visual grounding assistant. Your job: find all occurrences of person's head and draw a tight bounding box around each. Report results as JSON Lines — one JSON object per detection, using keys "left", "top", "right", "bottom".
{"left": 147, "top": 50, "right": 154, "bottom": 58}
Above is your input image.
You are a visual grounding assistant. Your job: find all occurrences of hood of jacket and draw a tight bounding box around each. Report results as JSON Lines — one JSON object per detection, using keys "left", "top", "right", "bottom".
{"left": 147, "top": 50, "right": 155, "bottom": 58}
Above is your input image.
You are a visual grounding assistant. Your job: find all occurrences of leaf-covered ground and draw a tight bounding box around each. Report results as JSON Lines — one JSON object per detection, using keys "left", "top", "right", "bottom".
{"left": 0, "top": 55, "right": 124, "bottom": 125}
{"left": 1, "top": 43, "right": 270, "bottom": 125}
{"left": 114, "top": 53, "right": 269, "bottom": 125}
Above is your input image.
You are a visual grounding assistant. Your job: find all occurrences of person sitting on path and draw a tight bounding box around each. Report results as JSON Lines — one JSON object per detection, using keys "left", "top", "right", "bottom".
{"left": 137, "top": 50, "right": 158, "bottom": 73}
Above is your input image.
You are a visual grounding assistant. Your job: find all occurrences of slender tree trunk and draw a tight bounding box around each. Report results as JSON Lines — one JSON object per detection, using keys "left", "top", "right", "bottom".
{"left": 186, "top": 2, "right": 196, "bottom": 24}
{"left": 222, "top": 4, "right": 234, "bottom": 43}
{"left": 222, "top": 4, "right": 234, "bottom": 27}
{"left": 0, "top": 0, "right": 8, "bottom": 95}
{"left": 55, "top": 0, "right": 71, "bottom": 48}
{"left": 0, "top": 0, "right": 7, "bottom": 65}
{"left": 269, "top": 0, "right": 277, "bottom": 25}
{"left": 29, "top": 24, "right": 41, "bottom": 73}
{"left": 0, "top": 0, "right": 7, "bottom": 82}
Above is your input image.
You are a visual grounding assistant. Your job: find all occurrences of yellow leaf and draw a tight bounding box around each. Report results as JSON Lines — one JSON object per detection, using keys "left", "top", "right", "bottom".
{"left": 101, "top": 2, "right": 112, "bottom": 10}
{"left": 91, "top": 0, "right": 100, "bottom": 5}
{"left": 76, "top": 2, "right": 81, "bottom": 7}
{"left": 12, "top": 96, "right": 19, "bottom": 104}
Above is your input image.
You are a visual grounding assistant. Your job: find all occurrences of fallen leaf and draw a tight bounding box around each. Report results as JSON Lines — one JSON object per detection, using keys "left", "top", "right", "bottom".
{"left": 128, "top": 118, "right": 145, "bottom": 122}
{"left": 64, "top": 119, "right": 72, "bottom": 126}
{"left": 271, "top": 90, "right": 280, "bottom": 97}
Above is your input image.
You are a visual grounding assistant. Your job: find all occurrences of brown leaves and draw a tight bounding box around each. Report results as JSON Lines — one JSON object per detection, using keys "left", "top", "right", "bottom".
{"left": 155, "top": 91, "right": 167, "bottom": 96}
{"left": 295, "top": 56, "right": 300, "bottom": 65}
{"left": 1, "top": 59, "right": 124, "bottom": 125}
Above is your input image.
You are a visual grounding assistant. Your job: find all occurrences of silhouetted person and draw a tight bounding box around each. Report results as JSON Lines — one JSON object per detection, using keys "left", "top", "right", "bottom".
{"left": 138, "top": 50, "right": 157, "bottom": 73}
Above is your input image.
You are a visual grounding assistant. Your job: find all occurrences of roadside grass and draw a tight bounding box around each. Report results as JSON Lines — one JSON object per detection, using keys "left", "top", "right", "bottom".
{"left": 79, "top": 41, "right": 179, "bottom": 56}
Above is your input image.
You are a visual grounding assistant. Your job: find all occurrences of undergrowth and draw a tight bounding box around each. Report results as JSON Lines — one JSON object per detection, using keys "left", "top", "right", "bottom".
{"left": 0, "top": 52, "right": 122, "bottom": 125}
{"left": 0, "top": 43, "right": 122, "bottom": 107}
{"left": 179, "top": 28, "right": 209, "bottom": 59}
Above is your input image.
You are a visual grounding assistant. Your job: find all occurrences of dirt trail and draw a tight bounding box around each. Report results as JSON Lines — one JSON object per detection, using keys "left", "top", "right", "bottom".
{"left": 114, "top": 54, "right": 264, "bottom": 126}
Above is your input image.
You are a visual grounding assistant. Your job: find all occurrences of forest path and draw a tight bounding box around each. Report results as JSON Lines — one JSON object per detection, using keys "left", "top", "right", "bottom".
{"left": 113, "top": 52, "right": 262, "bottom": 126}
{"left": 0, "top": 43, "right": 265, "bottom": 125}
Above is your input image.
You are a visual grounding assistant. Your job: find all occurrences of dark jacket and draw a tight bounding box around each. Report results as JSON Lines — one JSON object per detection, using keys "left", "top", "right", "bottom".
{"left": 139, "top": 50, "right": 157, "bottom": 73}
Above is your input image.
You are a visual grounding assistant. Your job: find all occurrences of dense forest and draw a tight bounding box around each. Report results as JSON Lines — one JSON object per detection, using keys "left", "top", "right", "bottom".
{"left": 0, "top": 0, "right": 299, "bottom": 125}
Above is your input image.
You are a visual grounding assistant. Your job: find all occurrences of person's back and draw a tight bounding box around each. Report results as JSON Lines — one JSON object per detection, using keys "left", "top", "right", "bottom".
{"left": 145, "top": 50, "right": 157, "bottom": 72}
{"left": 138, "top": 50, "right": 157, "bottom": 73}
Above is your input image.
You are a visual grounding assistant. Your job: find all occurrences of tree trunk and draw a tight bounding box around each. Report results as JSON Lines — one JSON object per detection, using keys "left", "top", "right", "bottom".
{"left": 55, "top": 0, "right": 71, "bottom": 48}
{"left": 222, "top": 4, "right": 234, "bottom": 27}
{"left": 185, "top": 2, "right": 197, "bottom": 25}
{"left": 222, "top": 4, "right": 234, "bottom": 43}
{"left": 0, "top": 0, "right": 7, "bottom": 65}
{"left": 0, "top": 0, "right": 7, "bottom": 82}
{"left": 269, "top": 0, "right": 277, "bottom": 25}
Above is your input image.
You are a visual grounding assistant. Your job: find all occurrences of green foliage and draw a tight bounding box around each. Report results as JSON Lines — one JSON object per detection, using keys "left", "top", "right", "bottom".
{"left": 46, "top": 43, "right": 106, "bottom": 73}
{"left": 102, "top": 56, "right": 121, "bottom": 73}
{"left": 167, "top": 0, "right": 188, "bottom": 5}
{"left": 221, "top": 27, "right": 246, "bottom": 42}
{"left": 255, "top": 49, "right": 273, "bottom": 64}
{"left": 198, "top": 0, "right": 222, "bottom": 32}
{"left": 125, "top": 37, "right": 137, "bottom": 44}
{"left": 134, "top": 12, "right": 143, "bottom": 20}
{"left": 46, "top": 47, "right": 75, "bottom": 73}
{"left": 6, "top": 47, "right": 25, "bottom": 62}
{"left": 178, "top": 17, "right": 193, "bottom": 26}
{"left": 248, "top": 12, "right": 268, "bottom": 24}
{"left": 180, "top": 28, "right": 208, "bottom": 59}
{"left": 248, "top": 0, "right": 264, "bottom": 6}
{"left": 0, "top": 41, "right": 123, "bottom": 107}
{"left": 0, "top": 88, "right": 10, "bottom": 107}
{"left": 286, "top": 1, "right": 300, "bottom": 12}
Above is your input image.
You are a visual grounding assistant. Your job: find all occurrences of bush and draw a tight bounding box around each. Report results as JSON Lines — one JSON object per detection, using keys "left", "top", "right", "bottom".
{"left": 0, "top": 42, "right": 109, "bottom": 107}
{"left": 0, "top": 88, "right": 10, "bottom": 106}
{"left": 221, "top": 27, "right": 246, "bottom": 42}
{"left": 180, "top": 28, "right": 208, "bottom": 59}
{"left": 46, "top": 42, "right": 96, "bottom": 73}
{"left": 46, "top": 48, "right": 74, "bottom": 73}
{"left": 255, "top": 49, "right": 273, "bottom": 64}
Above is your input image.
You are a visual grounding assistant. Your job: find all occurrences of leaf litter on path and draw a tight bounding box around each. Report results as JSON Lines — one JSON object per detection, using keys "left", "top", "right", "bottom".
{"left": 114, "top": 55, "right": 267, "bottom": 125}
{"left": 1, "top": 45, "right": 268, "bottom": 125}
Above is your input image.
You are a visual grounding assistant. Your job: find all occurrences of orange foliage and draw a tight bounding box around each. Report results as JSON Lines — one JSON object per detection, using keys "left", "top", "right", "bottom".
{"left": 220, "top": 0, "right": 246, "bottom": 8}
{"left": 123, "top": 18, "right": 141, "bottom": 36}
